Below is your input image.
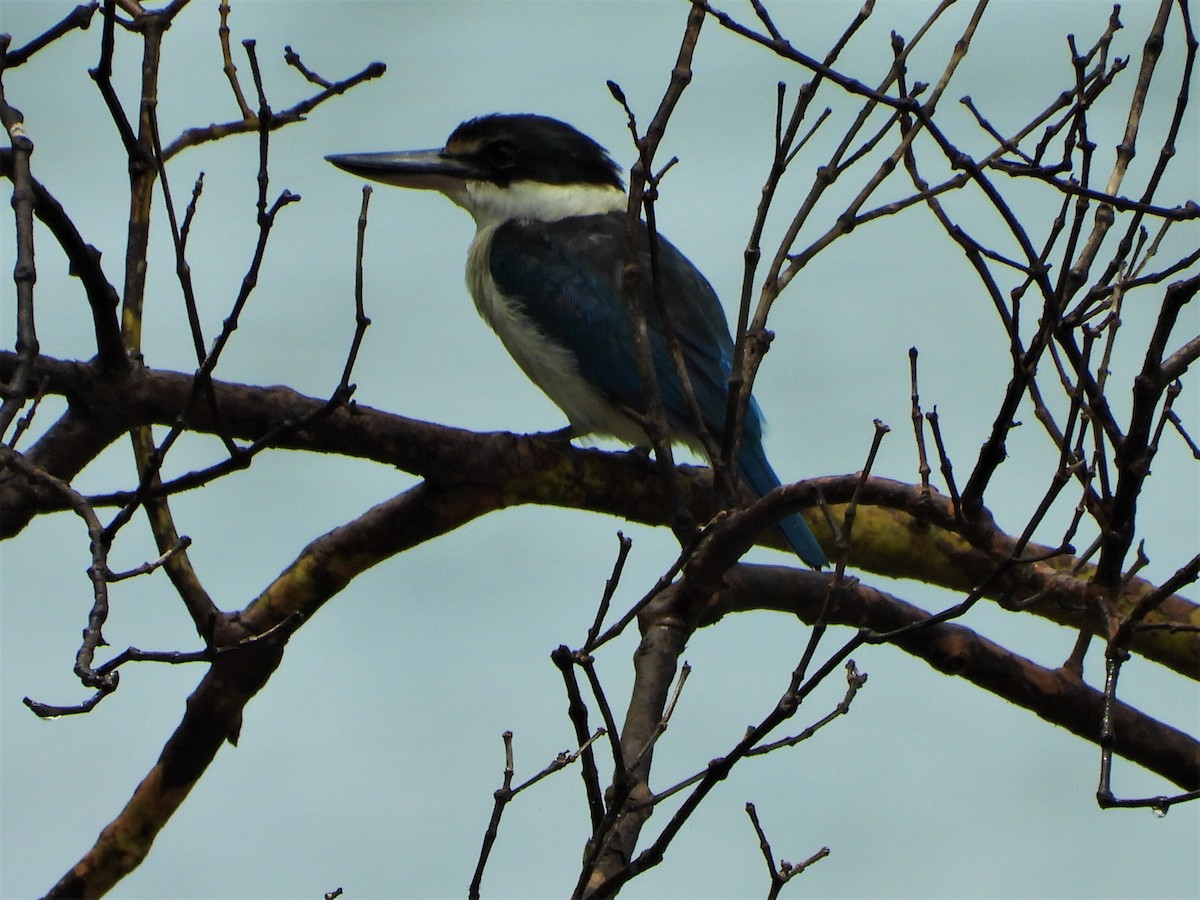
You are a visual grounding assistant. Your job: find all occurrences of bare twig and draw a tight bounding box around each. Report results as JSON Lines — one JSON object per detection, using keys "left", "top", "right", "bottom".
{"left": 470, "top": 729, "right": 606, "bottom": 900}
{"left": 746, "top": 802, "right": 830, "bottom": 899}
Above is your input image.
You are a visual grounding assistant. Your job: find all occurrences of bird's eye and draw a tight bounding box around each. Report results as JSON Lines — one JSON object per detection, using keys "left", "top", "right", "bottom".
{"left": 483, "top": 141, "right": 518, "bottom": 171}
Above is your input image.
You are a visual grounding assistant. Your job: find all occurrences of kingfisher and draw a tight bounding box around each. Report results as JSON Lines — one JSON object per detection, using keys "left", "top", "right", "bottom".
{"left": 326, "top": 114, "right": 827, "bottom": 568}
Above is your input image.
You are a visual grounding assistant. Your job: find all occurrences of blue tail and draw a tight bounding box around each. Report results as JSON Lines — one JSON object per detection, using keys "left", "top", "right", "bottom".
{"left": 737, "top": 438, "right": 828, "bottom": 568}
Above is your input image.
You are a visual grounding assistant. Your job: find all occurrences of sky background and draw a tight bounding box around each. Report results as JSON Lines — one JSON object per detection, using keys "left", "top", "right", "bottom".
{"left": 1, "top": 1, "right": 1198, "bottom": 898}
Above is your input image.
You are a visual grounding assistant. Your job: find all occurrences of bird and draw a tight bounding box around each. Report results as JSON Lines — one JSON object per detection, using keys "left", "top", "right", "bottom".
{"left": 326, "top": 113, "right": 827, "bottom": 568}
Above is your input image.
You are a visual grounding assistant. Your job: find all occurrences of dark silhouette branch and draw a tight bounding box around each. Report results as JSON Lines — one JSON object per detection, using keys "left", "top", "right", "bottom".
{"left": 2, "top": 350, "right": 1195, "bottom": 675}
{"left": 705, "top": 564, "right": 1198, "bottom": 791}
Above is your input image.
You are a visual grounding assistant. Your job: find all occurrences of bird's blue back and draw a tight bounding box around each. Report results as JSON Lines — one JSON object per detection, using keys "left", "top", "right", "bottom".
{"left": 490, "top": 213, "right": 754, "bottom": 441}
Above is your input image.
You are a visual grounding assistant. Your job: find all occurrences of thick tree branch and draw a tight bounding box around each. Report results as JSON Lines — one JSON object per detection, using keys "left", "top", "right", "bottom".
{"left": 2, "top": 351, "right": 1194, "bottom": 679}
{"left": 44, "top": 479, "right": 495, "bottom": 898}
{"left": 707, "top": 564, "right": 1198, "bottom": 790}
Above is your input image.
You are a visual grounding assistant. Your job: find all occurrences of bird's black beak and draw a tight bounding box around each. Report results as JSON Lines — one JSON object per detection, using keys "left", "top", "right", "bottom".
{"left": 325, "top": 149, "right": 484, "bottom": 192}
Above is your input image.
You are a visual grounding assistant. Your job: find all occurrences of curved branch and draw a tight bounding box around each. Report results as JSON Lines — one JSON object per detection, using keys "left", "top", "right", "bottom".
{"left": 44, "top": 479, "right": 496, "bottom": 898}
{"left": 2, "top": 350, "right": 1196, "bottom": 680}
{"left": 708, "top": 564, "right": 1199, "bottom": 790}
{"left": 0, "top": 151, "right": 126, "bottom": 370}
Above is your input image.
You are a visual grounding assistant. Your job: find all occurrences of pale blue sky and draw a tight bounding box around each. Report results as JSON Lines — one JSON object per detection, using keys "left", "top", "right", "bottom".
{"left": 1, "top": 2, "right": 1197, "bottom": 898}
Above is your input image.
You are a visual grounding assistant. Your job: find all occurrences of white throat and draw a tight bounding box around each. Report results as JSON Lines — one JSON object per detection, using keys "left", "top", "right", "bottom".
{"left": 443, "top": 179, "right": 625, "bottom": 228}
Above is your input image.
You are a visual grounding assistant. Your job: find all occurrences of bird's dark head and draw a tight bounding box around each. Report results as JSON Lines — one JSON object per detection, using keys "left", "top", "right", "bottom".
{"left": 441, "top": 114, "right": 622, "bottom": 189}
{"left": 326, "top": 113, "right": 626, "bottom": 225}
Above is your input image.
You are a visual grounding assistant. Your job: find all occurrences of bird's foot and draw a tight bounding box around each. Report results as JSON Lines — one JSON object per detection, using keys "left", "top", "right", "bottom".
{"left": 625, "top": 444, "right": 653, "bottom": 463}
{"left": 526, "top": 425, "right": 580, "bottom": 443}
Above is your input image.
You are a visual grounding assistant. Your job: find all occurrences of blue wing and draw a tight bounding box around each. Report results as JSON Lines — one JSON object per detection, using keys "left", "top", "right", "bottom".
{"left": 489, "top": 213, "right": 827, "bottom": 568}
{"left": 490, "top": 213, "right": 736, "bottom": 439}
